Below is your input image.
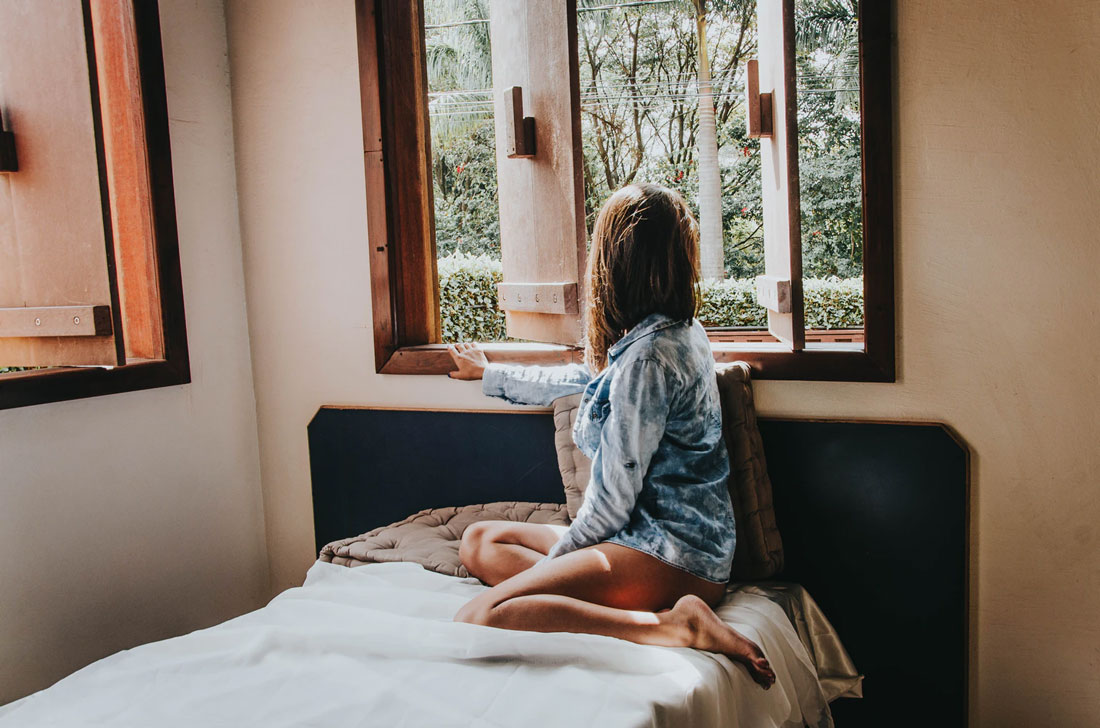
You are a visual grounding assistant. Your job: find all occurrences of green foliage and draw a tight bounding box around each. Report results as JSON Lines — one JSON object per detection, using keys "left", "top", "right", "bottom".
{"left": 697, "top": 277, "right": 863, "bottom": 329}
{"left": 696, "top": 278, "right": 765, "bottom": 326}
{"left": 802, "top": 276, "right": 863, "bottom": 329}
{"left": 439, "top": 253, "right": 863, "bottom": 343}
{"left": 426, "top": 0, "right": 865, "bottom": 289}
{"left": 795, "top": 0, "right": 863, "bottom": 277}
{"left": 438, "top": 253, "right": 507, "bottom": 342}
{"left": 432, "top": 122, "right": 501, "bottom": 257}
{"left": 425, "top": 0, "right": 501, "bottom": 258}
{"left": 424, "top": 0, "right": 492, "bottom": 101}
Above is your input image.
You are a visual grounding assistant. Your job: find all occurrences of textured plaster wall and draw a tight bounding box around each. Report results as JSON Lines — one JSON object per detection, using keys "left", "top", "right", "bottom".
{"left": 225, "top": 1, "right": 1100, "bottom": 725}
{"left": 0, "top": 0, "right": 268, "bottom": 704}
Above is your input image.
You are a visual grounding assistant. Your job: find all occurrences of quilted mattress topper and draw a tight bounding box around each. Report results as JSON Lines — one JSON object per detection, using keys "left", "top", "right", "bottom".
{"left": 319, "top": 501, "right": 569, "bottom": 577}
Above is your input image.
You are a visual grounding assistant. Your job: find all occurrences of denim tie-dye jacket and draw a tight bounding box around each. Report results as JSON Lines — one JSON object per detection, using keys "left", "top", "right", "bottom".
{"left": 482, "top": 313, "right": 736, "bottom": 583}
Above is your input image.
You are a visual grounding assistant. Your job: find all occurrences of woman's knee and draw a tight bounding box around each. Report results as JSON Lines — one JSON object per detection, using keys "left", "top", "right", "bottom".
{"left": 459, "top": 522, "right": 495, "bottom": 573}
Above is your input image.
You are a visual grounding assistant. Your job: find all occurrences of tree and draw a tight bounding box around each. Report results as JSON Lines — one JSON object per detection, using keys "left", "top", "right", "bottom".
{"left": 424, "top": 0, "right": 862, "bottom": 281}
{"left": 690, "top": 0, "right": 724, "bottom": 280}
{"left": 795, "top": 0, "right": 862, "bottom": 277}
{"left": 424, "top": 0, "right": 493, "bottom": 144}
{"left": 424, "top": 0, "right": 501, "bottom": 257}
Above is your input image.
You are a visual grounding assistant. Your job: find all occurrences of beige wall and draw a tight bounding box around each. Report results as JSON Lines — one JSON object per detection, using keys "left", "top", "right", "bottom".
{"left": 0, "top": 0, "right": 268, "bottom": 704}
{"left": 227, "top": 0, "right": 1100, "bottom": 725}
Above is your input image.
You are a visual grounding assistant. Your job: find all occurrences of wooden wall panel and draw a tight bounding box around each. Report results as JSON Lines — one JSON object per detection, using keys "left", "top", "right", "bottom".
{"left": 0, "top": 0, "right": 121, "bottom": 366}
{"left": 489, "top": 0, "right": 586, "bottom": 346}
{"left": 89, "top": 0, "right": 163, "bottom": 361}
{"left": 755, "top": 0, "right": 804, "bottom": 350}
{"left": 376, "top": 0, "right": 439, "bottom": 346}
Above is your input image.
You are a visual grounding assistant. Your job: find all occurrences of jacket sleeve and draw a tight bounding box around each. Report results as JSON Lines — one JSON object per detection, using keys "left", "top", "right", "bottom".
{"left": 481, "top": 362, "right": 592, "bottom": 406}
{"left": 543, "top": 358, "right": 672, "bottom": 560}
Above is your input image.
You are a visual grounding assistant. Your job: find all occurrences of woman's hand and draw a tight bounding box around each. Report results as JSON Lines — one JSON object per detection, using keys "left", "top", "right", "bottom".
{"left": 448, "top": 342, "right": 489, "bottom": 380}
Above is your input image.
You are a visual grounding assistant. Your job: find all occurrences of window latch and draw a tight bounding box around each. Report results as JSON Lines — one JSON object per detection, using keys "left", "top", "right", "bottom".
{"left": 0, "top": 110, "right": 16, "bottom": 173}
{"left": 502, "top": 86, "right": 536, "bottom": 158}
{"left": 745, "top": 60, "right": 773, "bottom": 139}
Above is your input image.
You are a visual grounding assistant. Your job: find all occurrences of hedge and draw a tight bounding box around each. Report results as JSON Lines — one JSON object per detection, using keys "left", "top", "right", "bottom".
{"left": 438, "top": 253, "right": 508, "bottom": 343}
{"left": 696, "top": 276, "right": 865, "bottom": 330}
{"left": 438, "top": 252, "right": 863, "bottom": 343}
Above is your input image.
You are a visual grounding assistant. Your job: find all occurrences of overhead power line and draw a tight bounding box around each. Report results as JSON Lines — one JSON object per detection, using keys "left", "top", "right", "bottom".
{"left": 425, "top": 0, "right": 680, "bottom": 30}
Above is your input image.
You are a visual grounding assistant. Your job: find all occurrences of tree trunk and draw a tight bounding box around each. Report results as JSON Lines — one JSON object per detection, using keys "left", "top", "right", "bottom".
{"left": 693, "top": 0, "right": 724, "bottom": 280}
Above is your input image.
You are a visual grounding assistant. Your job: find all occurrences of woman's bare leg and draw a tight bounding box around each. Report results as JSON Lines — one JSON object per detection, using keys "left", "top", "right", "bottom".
{"left": 454, "top": 542, "right": 775, "bottom": 688}
{"left": 459, "top": 521, "right": 568, "bottom": 586}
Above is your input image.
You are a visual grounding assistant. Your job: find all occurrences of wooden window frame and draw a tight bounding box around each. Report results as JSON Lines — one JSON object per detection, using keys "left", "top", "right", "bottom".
{"left": 360, "top": 0, "right": 893, "bottom": 382}
{"left": 0, "top": 0, "right": 190, "bottom": 410}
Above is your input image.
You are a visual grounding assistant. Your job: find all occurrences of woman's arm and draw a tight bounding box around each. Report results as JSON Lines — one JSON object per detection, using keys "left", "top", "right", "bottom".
{"left": 448, "top": 343, "right": 591, "bottom": 406}
{"left": 544, "top": 358, "right": 672, "bottom": 559}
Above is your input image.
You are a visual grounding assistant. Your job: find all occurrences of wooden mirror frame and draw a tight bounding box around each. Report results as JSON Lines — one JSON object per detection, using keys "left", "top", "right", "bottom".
{"left": 0, "top": 0, "right": 190, "bottom": 410}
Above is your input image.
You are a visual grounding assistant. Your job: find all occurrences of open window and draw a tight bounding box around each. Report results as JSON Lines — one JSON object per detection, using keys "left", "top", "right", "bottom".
{"left": 361, "top": 0, "right": 893, "bottom": 381}
{"left": 0, "top": 0, "right": 189, "bottom": 409}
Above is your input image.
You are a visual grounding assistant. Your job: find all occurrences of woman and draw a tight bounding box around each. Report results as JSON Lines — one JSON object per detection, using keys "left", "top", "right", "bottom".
{"left": 447, "top": 183, "right": 774, "bottom": 688}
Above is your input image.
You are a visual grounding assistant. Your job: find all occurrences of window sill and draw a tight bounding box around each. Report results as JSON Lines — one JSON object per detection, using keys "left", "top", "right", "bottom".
{"left": 711, "top": 342, "right": 892, "bottom": 382}
{"left": 0, "top": 359, "right": 191, "bottom": 410}
{"left": 380, "top": 343, "right": 581, "bottom": 375}
{"left": 379, "top": 334, "right": 893, "bottom": 382}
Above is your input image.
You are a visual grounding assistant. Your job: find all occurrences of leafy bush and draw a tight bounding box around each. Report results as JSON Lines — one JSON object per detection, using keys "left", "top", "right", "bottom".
{"left": 803, "top": 277, "right": 864, "bottom": 329}
{"left": 438, "top": 253, "right": 506, "bottom": 342}
{"left": 696, "top": 279, "right": 765, "bottom": 327}
{"left": 697, "top": 277, "right": 864, "bottom": 329}
{"left": 438, "top": 252, "right": 863, "bottom": 343}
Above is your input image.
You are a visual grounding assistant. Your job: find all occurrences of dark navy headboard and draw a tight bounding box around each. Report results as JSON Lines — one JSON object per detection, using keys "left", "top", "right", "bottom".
{"left": 308, "top": 407, "right": 969, "bottom": 728}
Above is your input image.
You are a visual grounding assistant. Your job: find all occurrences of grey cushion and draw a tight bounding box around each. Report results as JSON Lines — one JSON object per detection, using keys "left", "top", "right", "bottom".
{"left": 552, "top": 393, "right": 590, "bottom": 520}
{"left": 715, "top": 362, "right": 784, "bottom": 579}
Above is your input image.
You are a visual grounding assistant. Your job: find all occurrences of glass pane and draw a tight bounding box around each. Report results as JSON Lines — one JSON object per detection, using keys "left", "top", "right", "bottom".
{"left": 794, "top": 0, "right": 864, "bottom": 337}
{"left": 424, "top": 0, "right": 509, "bottom": 343}
{"left": 575, "top": 0, "right": 769, "bottom": 337}
{"left": 425, "top": 0, "right": 866, "bottom": 346}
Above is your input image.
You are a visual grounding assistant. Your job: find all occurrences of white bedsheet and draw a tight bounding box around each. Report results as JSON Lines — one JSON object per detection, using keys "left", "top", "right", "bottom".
{"left": 1, "top": 562, "right": 831, "bottom": 728}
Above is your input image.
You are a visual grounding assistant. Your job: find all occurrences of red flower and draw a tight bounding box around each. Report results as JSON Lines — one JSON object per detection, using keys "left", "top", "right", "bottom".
{"left": 741, "top": 206, "right": 748, "bottom": 214}
{"left": 742, "top": 146, "right": 751, "bottom": 157}
{"left": 456, "top": 164, "right": 465, "bottom": 174}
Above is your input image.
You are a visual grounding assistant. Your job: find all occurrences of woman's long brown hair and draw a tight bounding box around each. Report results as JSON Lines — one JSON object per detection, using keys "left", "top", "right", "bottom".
{"left": 583, "top": 183, "right": 701, "bottom": 372}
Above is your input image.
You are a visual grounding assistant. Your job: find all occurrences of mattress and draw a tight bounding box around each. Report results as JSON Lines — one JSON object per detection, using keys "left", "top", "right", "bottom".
{"left": 1, "top": 561, "right": 838, "bottom": 728}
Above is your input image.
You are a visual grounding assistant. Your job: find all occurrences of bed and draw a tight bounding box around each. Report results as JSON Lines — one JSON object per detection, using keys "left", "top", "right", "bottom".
{"left": 1, "top": 371, "right": 968, "bottom": 726}
{"left": 0, "top": 561, "right": 839, "bottom": 727}
{"left": 307, "top": 404, "right": 969, "bottom": 727}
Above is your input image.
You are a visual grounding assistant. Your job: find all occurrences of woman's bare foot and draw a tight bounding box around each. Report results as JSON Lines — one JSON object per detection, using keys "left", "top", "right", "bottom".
{"left": 667, "top": 594, "right": 776, "bottom": 689}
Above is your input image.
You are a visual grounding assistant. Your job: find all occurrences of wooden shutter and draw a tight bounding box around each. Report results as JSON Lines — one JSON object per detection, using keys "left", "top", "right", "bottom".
{"left": 89, "top": 0, "right": 163, "bottom": 361}
{"left": 751, "top": 0, "right": 804, "bottom": 350}
{"left": 0, "top": 0, "right": 123, "bottom": 366}
{"left": 489, "top": 0, "right": 587, "bottom": 346}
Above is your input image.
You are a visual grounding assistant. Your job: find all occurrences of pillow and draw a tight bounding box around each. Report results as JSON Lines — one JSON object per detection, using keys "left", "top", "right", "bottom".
{"left": 319, "top": 501, "right": 569, "bottom": 577}
{"left": 550, "top": 361, "right": 783, "bottom": 581}
{"left": 552, "top": 393, "right": 589, "bottom": 519}
{"left": 715, "top": 361, "right": 784, "bottom": 580}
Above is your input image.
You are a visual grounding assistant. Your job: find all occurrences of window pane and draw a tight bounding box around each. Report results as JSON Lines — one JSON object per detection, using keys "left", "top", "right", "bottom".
{"left": 424, "top": 0, "right": 509, "bottom": 343}
{"left": 424, "top": 0, "right": 867, "bottom": 346}
{"left": 795, "top": 0, "right": 864, "bottom": 336}
{"left": 575, "top": 0, "right": 770, "bottom": 335}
